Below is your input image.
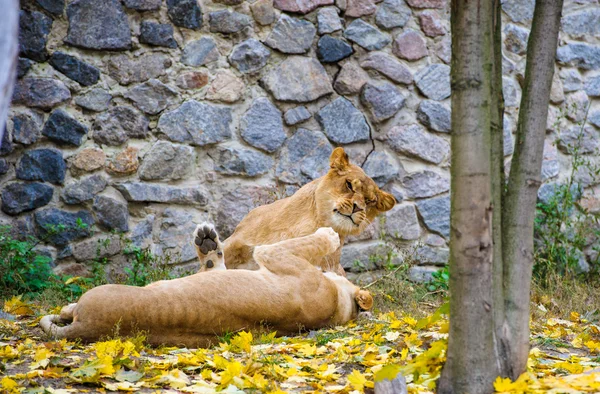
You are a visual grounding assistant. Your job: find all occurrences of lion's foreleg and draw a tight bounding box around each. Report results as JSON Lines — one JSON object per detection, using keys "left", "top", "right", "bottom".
{"left": 193, "top": 222, "right": 226, "bottom": 271}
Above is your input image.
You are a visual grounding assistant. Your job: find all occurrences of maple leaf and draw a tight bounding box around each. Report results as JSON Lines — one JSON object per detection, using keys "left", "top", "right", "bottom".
{"left": 0, "top": 377, "right": 20, "bottom": 394}
{"left": 29, "top": 347, "right": 54, "bottom": 370}
{"left": 3, "top": 296, "right": 35, "bottom": 316}
{"left": 374, "top": 364, "right": 403, "bottom": 383}
{"left": 220, "top": 360, "right": 243, "bottom": 387}
{"left": 348, "top": 369, "right": 369, "bottom": 391}
{"left": 230, "top": 331, "right": 253, "bottom": 353}
{"left": 70, "top": 355, "right": 115, "bottom": 382}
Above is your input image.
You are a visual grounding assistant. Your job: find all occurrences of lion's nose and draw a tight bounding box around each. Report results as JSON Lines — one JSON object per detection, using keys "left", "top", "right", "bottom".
{"left": 352, "top": 203, "right": 363, "bottom": 213}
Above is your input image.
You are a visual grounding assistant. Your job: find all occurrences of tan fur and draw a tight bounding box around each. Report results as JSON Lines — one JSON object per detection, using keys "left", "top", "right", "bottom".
{"left": 195, "top": 148, "right": 396, "bottom": 275}
{"left": 40, "top": 228, "right": 374, "bottom": 347}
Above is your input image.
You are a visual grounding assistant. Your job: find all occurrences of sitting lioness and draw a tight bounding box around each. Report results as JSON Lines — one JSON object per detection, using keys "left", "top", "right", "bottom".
{"left": 194, "top": 147, "right": 396, "bottom": 276}
{"left": 40, "top": 228, "right": 373, "bottom": 347}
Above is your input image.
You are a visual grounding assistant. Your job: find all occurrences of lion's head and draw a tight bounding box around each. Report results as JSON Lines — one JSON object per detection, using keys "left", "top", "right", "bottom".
{"left": 315, "top": 147, "right": 396, "bottom": 237}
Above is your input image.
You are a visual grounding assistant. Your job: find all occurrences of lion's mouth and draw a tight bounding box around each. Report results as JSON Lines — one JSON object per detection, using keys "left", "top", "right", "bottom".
{"left": 333, "top": 209, "right": 359, "bottom": 227}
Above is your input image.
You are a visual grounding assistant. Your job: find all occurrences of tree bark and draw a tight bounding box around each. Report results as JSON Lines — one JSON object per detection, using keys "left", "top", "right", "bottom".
{"left": 0, "top": 0, "right": 19, "bottom": 148}
{"left": 437, "top": 1, "right": 498, "bottom": 392}
{"left": 501, "top": 0, "right": 564, "bottom": 379}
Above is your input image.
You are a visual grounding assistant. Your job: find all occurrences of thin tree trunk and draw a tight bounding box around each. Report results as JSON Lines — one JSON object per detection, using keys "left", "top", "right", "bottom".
{"left": 502, "top": 0, "right": 564, "bottom": 379}
{"left": 0, "top": 0, "right": 19, "bottom": 147}
{"left": 490, "top": 0, "right": 509, "bottom": 377}
{"left": 437, "top": 1, "right": 498, "bottom": 392}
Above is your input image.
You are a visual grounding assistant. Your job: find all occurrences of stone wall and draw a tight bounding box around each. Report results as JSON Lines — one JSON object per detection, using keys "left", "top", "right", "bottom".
{"left": 3, "top": 0, "right": 600, "bottom": 281}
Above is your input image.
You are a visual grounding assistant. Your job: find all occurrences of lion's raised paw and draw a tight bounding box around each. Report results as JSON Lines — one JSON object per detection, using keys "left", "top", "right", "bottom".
{"left": 315, "top": 227, "right": 341, "bottom": 252}
{"left": 194, "top": 223, "right": 221, "bottom": 255}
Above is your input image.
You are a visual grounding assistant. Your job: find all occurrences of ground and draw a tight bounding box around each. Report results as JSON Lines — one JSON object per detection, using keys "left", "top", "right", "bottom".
{"left": 1, "top": 292, "right": 600, "bottom": 394}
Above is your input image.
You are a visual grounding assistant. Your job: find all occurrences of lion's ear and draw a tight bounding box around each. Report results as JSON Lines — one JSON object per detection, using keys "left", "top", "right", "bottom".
{"left": 376, "top": 190, "right": 396, "bottom": 212}
{"left": 356, "top": 290, "right": 373, "bottom": 311}
{"left": 330, "top": 147, "right": 350, "bottom": 172}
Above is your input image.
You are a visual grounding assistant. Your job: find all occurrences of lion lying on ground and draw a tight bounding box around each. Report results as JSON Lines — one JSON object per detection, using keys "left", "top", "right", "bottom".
{"left": 40, "top": 228, "right": 373, "bottom": 347}
{"left": 194, "top": 147, "right": 396, "bottom": 276}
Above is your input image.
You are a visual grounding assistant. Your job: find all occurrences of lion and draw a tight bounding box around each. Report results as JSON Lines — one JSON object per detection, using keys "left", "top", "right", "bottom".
{"left": 40, "top": 228, "right": 373, "bottom": 347}
{"left": 194, "top": 147, "right": 397, "bottom": 276}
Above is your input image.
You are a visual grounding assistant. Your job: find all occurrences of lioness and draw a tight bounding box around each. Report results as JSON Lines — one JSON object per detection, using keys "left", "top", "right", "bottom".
{"left": 194, "top": 147, "right": 396, "bottom": 275}
{"left": 40, "top": 228, "right": 373, "bottom": 347}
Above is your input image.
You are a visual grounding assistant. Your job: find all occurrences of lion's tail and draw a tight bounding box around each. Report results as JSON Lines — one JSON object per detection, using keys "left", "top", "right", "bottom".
{"left": 40, "top": 303, "right": 80, "bottom": 339}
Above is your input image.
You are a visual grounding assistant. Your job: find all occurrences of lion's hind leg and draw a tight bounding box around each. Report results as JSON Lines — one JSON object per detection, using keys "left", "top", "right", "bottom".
{"left": 254, "top": 227, "right": 341, "bottom": 273}
{"left": 193, "top": 222, "right": 226, "bottom": 271}
{"left": 59, "top": 303, "right": 77, "bottom": 322}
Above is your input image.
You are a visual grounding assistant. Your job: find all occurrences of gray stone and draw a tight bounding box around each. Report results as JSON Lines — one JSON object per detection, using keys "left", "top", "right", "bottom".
{"left": 334, "top": 62, "right": 368, "bottom": 95}
{"left": 502, "top": 0, "right": 534, "bottom": 23}
{"left": 564, "top": 90, "right": 590, "bottom": 122}
{"left": 557, "top": 43, "right": 600, "bottom": 70}
{"left": 418, "top": 10, "right": 445, "bottom": 37}
{"left": 16, "top": 149, "right": 66, "bottom": 185}
{"left": 504, "top": 24, "right": 529, "bottom": 55}
{"left": 560, "top": 69, "right": 583, "bottom": 92}
{"left": 176, "top": 71, "right": 209, "bottom": 90}
{"left": 392, "top": 29, "right": 427, "bottom": 61}
{"left": 12, "top": 78, "right": 71, "bottom": 110}
{"left": 0, "top": 159, "right": 8, "bottom": 175}
{"left": 229, "top": 39, "right": 271, "bottom": 73}
{"left": 361, "top": 82, "right": 406, "bottom": 122}
{"left": 156, "top": 208, "right": 198, "bottom": 263}
{"left": 408, "top": 266, "right": 440, "bottom": 283}
{"left": 1, "top": 183, "right": 53, "bottom": 215}
{"left": 65, "top": 0, "right": 131, "bottom": 50}
{"left": 557, "top": 125, "right": 599, "bottom": 155}
{"left": 108, "top": 53, "right": 172, "bottom": 85}
{"left": 550, "top": 72, "right": 565, "bottom": 104}
{"left": 124, "top": 79, "right": 178, "bottom": 115}
{"left": 541, "top": 140, "right": 558, "bottom": 180}
{"left": 562, "top": 9, "right": 600, "bottom": 37}
{"left": 385, "top": 204, "right": 421, "bottom": 240}
{"left": 341, "top": 242, "right": 388, "bottom": 272}
{"left": 0, "top": 132, "right": 13, "bottom": 157}
{"left": 75, "top": 88, "right": 112, "bottom": 112}
{"left": 262, "top": 56, "right": 333, "bottom": 102}
{"left": 374, "top": 372, "right": 408, "bottom": 394}
{"left": 415, "top": 245, "right": 449, "bottom": 265}
{"left": 124, "top": 0, "right": 162, "bottom": 10}
{"left": 375, "top": 0, "right": 411, "bottom": 30}
{"left": 436, "top": 38, "right": 451, "bottom": 64}
{"left": 584, "top": 75, "right": 600, "bottom": 97}
{"left": 17, "top": 58, "right": 33, "bottom": 79}
{"left": 93, "top": 106, "right": 149, "bottom": 146}
{"left": 273, "top": 0, "right": 333, "bottom": 13}
{"left": 139, "top": 141, "right": 194, "bottom": 181}
{"left": 209, "top": 10, "right": 252, "bottom": 34}
{"left": 590, "top": 111, "right": 600, "bottom": 129}
{"left": 415, "top": 64, "right": 451, "bottom": 101}
{"left": 317, "top": 7, "right": 342, "bottom": 34}
{"left": 130, "top": 215, "right": 154, "bottom": 248}
{"left": 251, "top": 0, "right": 276, "bottom": 25}
{"left": 317, "top": 35, "right": 353, "bottom": 63}
{"left": 537, "top": 182, "right": 580, "bottom": 205}
{"left": 93, "top": 195, "right": 129, "bottom": 232}
{"left": 405, "top": 0, "right": 443, "bottom": 8}
{"left": 42, "top": 109, "right": 88, "bottom": 146}
{"left": 240, "top": 98, "right": 286, "bottom": 153}
{"left": 181, "top": 37, "right": 219, "bottom": 67}
{"left": 344, "top": 19, "right": 391, "bottom": 51}
{"left": 416, "top": 194, "right": 450, "bottom": 238}
{"left": 11, "top": 110, "right": 43, "bottom": 145}
{"left": 61, "top": 175, "right": 108, "bottom": 204}
{"left": 206, "top": 70, "right": 245, "bottom": 103}
{"left": 36, "top": 0, "right": 65, "bottom": 15}
{"left": 417, "top": 100, "right": 450, "bottom": 133}
{"left": 140, "top": 21, "right": 177, "bottom": 48}
{"left": 265, "top": 15, "right": 316, "bottom": 54}
{"left": 402, "top": 170, "right": 449, "bottom": 199}
{"left": 276, "top": 128, "right": 333, "bottom": 184}
{"left": 115, "top": 183, "right": 208, "bottom": 205}
{"left": 316, "top": 97, "right": 369, "bottom": 144}
{"left": 345, "top": 0, "right": 377, "bottom": 18}
{"left": 360, "top": 52, "right": 412, "bottom": 84}
{"left": 213, "top": 146, "right": 274, "bottom": 176}
{"left": 362, "top": 151, "right": 401, "bottom": 187}
{"left": 386, "top": 124, "right": 449, "bottom": 164}
{"left": 158, "top": 100, "right": 232, "bottom": 146}
{"left": 34, "top": 208, "right": 94, "bottom": 246}
{"left": 503, "top": 76, "right": 521, "bottom": 107}
{"left": 18, "top": 10, "right": 53, "bottom": 62}
{"left": 49, "top": 52, "right": 99, "bottom": 86}
{"left": 284, "top": 106, "right": 311, "bottom": 125}
{"left": 72, "top": 235, "right": 122, "bottom": 262}
{"left": 167, "top": 0, "right": 203, "bottom": 29}
{"left": 216, "top": 186, "right": 272, "bottom": 238}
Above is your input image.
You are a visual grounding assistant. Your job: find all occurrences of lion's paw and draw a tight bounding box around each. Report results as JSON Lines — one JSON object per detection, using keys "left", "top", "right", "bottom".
{"left": 193, "top": 222, "right": 224, "bottom": 270}
{"left": 315, "top": 227, "right": 341, "bottom": 252}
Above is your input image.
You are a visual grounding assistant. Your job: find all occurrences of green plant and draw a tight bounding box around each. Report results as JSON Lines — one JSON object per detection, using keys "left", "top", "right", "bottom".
{"left": 426, "top": 266, "right": 449, "bottom": 292}
{"left": 534, "top": 104, "right": 600, "bottom": 280}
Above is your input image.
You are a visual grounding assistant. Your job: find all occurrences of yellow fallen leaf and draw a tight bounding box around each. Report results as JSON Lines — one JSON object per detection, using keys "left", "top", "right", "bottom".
{"left": 3, "top": 296, "right": 34, "bottom": 316}
{"left": 230, "top": 331, "right": 253, "bottom": 353}
{"left": 1, "top": 376, "right": 19, "bottom": 393}
{"left": 348, "top": 369, "right": 368, "bottom": 391}
{"left": 220, "top": 360, "right": 243, "bottom": 386}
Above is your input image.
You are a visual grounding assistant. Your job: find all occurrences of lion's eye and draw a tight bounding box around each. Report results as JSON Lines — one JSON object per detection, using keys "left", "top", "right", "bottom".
{"left": 346, "top": 180, "right": 353, "bottom": 192}
{"left": 366, "top": 199, "right": 376, "bottom": 205}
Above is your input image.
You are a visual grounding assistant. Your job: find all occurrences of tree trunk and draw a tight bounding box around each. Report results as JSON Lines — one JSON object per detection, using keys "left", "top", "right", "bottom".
{"left": 501, "top": 0, "right": 564, "bottom": 379}
{"left": 0, "top": 0, "right": 19, "bottom": 147}
{"left": 437, "top": 1, "right": 498, "bottom": 392}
